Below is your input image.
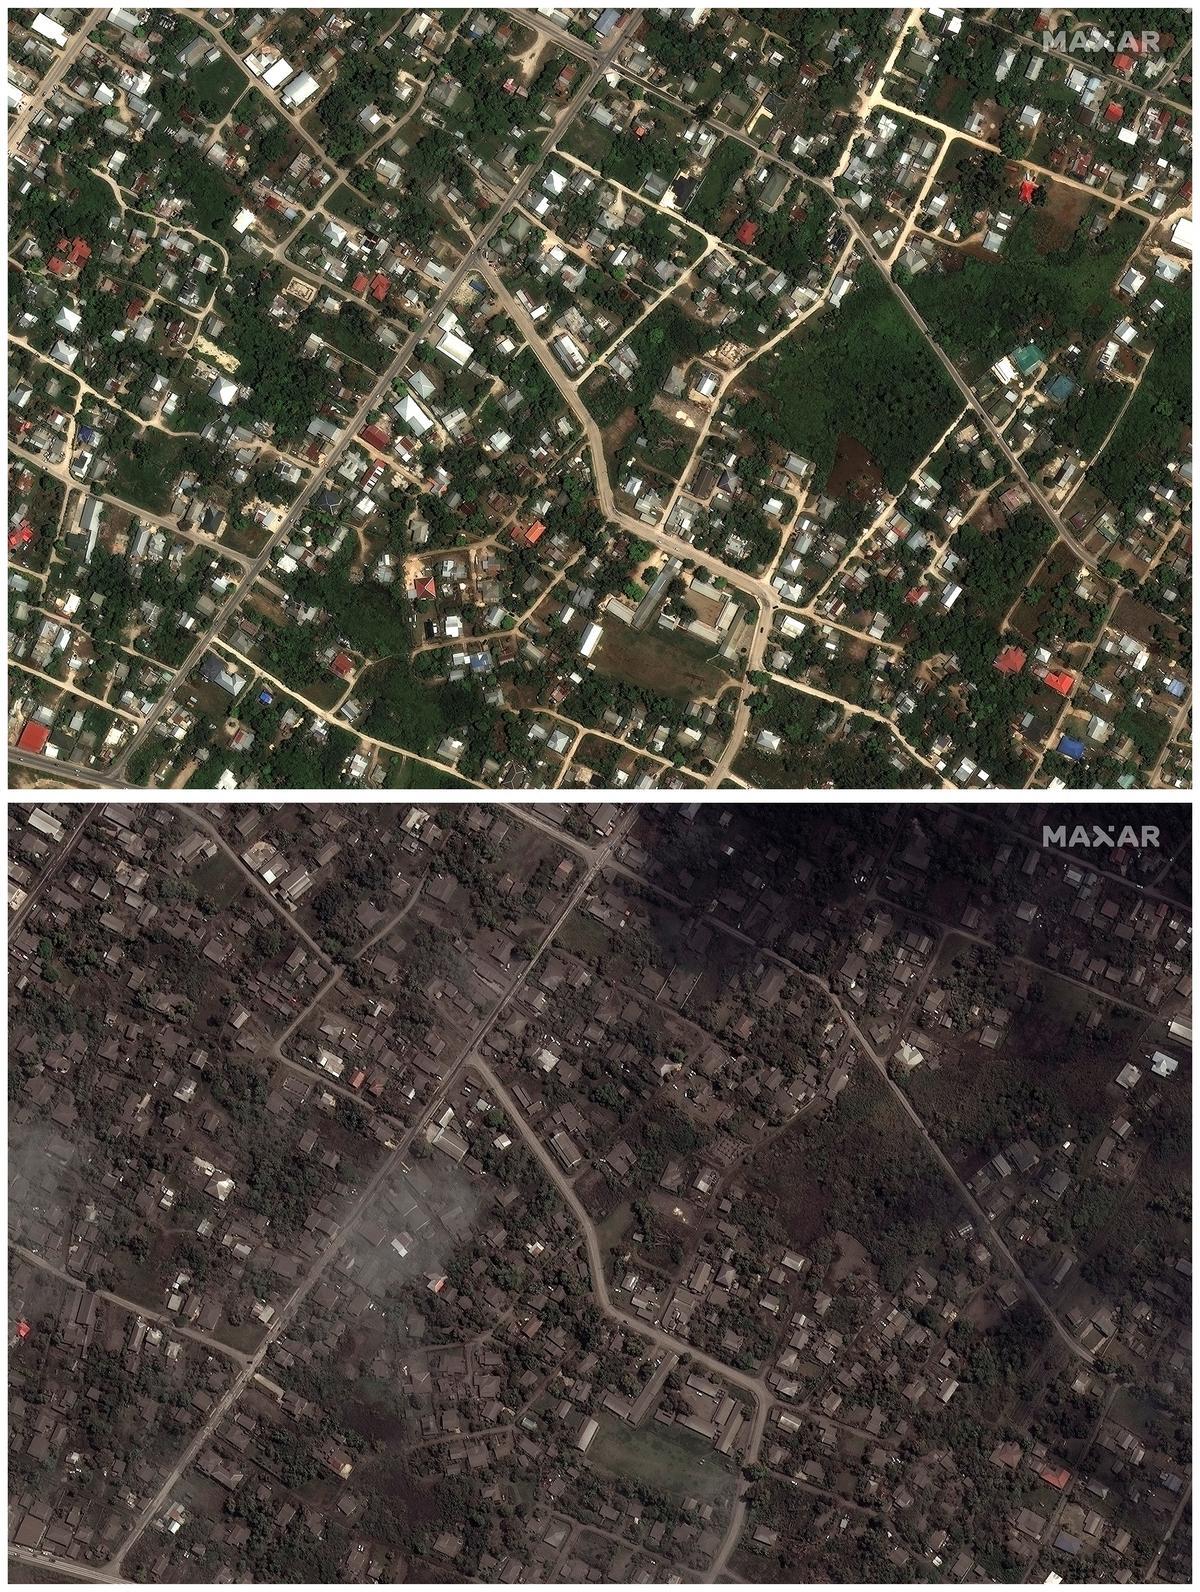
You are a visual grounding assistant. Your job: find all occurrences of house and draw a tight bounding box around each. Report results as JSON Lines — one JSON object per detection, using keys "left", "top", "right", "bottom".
{"left": 995, "top": 646, "right": 1026, "bottom": 676}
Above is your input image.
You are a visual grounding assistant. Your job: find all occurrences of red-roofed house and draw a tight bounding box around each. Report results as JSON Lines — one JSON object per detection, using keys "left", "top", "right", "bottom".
{"left": 370, "top": 273, "right": 390, "bottom": 301}
{"left": 352, "top": 272, "right": 369, "bottom": 294}
{"left": 360, "top": 423, "right": 390, "bottom": 451}
{"left": 1043, "top": 670, "right": 1074, "bottom": 696}
{"left": 48, "top": 256, "right": 65, "bottom": 276}
{"left": 1105, "top": 101, "right": 1124, "bottom": 122}
{"left": 414, "top": 576, "right": 437, "bottom": 599}
{"left": 9, "top": 522, "right": 34, "bottom": 551}
{"left": 516, "top": 520, "right": 546, "bottom": 546}
{"left": 331, "top": 652, "right": 354, "bottom": 679}
{"left": 56, "top": 236, "right": 91, "bottom": 267}
{"left": 16, "top": 721, "right": 51, "bottom": 754}
{"left": 1019, "top": 178, "right": 1038, "bottom": 205}
{"left": 735, "top": 219, "right": 759, "bottom": 247}
{"left": 1113, "top": 52, "right": 1134, "bottom": 72}
{"left": 994, "top": 646, "right": 1027, "bottom": 676}
{"left": 1039, "top": 1465, "right": 1071, "bottom": 1490}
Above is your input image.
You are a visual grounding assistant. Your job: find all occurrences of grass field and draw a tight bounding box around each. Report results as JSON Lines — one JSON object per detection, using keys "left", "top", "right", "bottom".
{"left": 588, "top": 1416, "right": 735, "bottom": 1502}
{"left": 595, "top": 620, "right": 734, "bottom": 701}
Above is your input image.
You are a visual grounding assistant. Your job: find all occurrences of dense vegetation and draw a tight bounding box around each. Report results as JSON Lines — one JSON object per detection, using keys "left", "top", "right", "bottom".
{"left": 903, "top": 207, "right": 1145, "bottom": 367}
{"left": 738, "top": 260, "right": 960, "bottom": 493}
{"left": 1092, "top": 277, "right": 1190, "bottom": 519}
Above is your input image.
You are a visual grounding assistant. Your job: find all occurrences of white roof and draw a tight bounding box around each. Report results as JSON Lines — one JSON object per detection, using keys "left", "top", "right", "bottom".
{"left": 436, "top": 329, "right": 473, "bottom": 367}
{"left": 1170, "top": 215, "right": 1193, "bottom": 253}
{"left": 261, "top": 57, "right": 293, "bottom": 89}
{"left": 579, "top": 622, "right": 603, "bottom": 658}
{"left": 281, "top": 70, "right": 319, "bottom": 106}
{"left": 209, "top": 376, "right": 239, "bottom": 406}
{"left": 31, "top": 13, "right": 69, "bottom": 47}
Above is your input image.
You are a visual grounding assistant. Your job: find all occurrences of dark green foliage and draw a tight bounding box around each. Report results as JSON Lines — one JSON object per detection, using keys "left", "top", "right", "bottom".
{"left": 738, "top": 260, "right": 959, "bottom": 493}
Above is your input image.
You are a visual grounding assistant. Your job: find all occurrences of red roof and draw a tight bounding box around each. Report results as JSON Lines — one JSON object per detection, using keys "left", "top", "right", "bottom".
{"left": 349, "top": 1068, "right": 367, "bottom": 1089}
{"left": 360, "top": 423, "right": 390, "bottom": 451}
{"left": 1105, "top": 101, "right": 1124, "bottom": 122}
{"left": 994, "top": 646, "right": 1027, "bottom": 676}
{"left": 735, "top": 219, "right": 759, "bottom": 246}
{"left": 1019, "top": 178, "right": 1038, "bottom": 204}
{"left": 47, "top": 257, "right": 64, "bottom": 276}
{"left": 369, "top": 273, "right": 390, "bottom": 301}
{"left": 414, "top": 576, "right": 436, "bottom": 599}
{"left": 1043, "top": 670, "right": 1074, "bottom": 696}
{"left": 1113, "top": 52, "right": 1134, "bottom": 71}
{"left": 17, "top": 1320, "right": 31, "bottom": 1340}
{"left": 1040, "top": 1466, "right": 1071, "bottom": 1490}
{"left": 522, "top": 520, "right": 546, "bottom": 546}
{"left": 16, "top": 721, "right": 51, "bottom": 754}
{"left": 352, "top": 272, "right": 369, "bottom": 294}
{"left": 9, "top": 523, "right": 33, "bottom": 550}
{"left": 56, "top": 236, "right": 91, "bottom": 266}
{"left": 331, "top": 652, "right": 354, "bottom": 678}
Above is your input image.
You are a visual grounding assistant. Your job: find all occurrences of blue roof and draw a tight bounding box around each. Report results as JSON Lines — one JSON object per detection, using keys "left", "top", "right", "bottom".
{"left": 1057, "top": 736, "right": 1086, "bottom": 761}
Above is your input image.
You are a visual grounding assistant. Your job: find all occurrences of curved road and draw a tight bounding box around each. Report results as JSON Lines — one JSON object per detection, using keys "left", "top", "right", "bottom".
{"left": 470, "top": 1056, "right": 768, "bottom": 1580}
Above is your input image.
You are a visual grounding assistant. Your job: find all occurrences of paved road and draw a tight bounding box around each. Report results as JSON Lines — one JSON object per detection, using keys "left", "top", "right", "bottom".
{"left": 12, "top": 1244, "right": 251, "bottom": 1367}
{"left": 8, "top": 751, "right": 121, "bottom": 789}
{"left": 106, "top": 801, "right": 635, "bottom": 1571}
{"left": 607, "top": 859, "right": 1097, "bottom": 1369}
{"left": 8, "top": 1547, "right": 122, "bottom": 1585}
{"left": 515, "top": 9, "right": 1105, "bottom": 579}
{"left": 8, "top": 806, "right": 94, "bottom": 939}
{"left": 817, "top": 975, "right": 1095, "bottom": 1366}
{"left": 8, "top": 9, "right": 103, "bottom": 145}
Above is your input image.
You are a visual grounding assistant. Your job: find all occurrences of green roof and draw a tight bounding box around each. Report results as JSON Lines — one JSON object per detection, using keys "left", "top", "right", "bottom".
{"left": 1014, "top": 343, "right": 1045, "bottom": 375}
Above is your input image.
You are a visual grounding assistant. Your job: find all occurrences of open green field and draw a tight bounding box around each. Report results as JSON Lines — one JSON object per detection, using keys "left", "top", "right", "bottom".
{"left": 595, "top": 622, "right": 734, "bottom": 701}
{"left": 738, "top": 261, "right": 959, "bottom": 493}
{"left": 588, "top": 1415, "right": 735, "bottom": 1503}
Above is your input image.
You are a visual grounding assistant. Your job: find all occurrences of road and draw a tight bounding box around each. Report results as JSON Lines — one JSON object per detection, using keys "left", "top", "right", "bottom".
{"left": 106, "top": 12, "right": 639, "bottom": 780}
{"left": 8, "top": 1547, "right": 122, "bottom": 1585}
{"left": 11, "top": 1244, "right": 252, "bottom": 1367}
{"left": 816, "top": 975, "right": 1095, "bottom": 1367}
{"left": 106, "top": 799, "right": 635, "bottom": 1571}
{"left": 7, "top": 805, "right": 94, "bottom": 940}
{"left": 8, "top": 9, "right": 103, "bottom": 145}
{"left": 472, "top": 1056, "right": 768, "bottom": 1580}
{"left": 514, "top": 7, "right": 1109, "bottom": 581}
{"left": 605, "top": 856, "right": 1099, "bottom": 1370}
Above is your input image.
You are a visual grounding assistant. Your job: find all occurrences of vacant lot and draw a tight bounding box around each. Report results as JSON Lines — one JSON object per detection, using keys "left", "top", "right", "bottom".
{"left": 588, "top": 1416, "right": 735, "bottom": 1503}
{"left": 739, "top": 263, "right": 960, "bottom": 494}
{"left": 595, "top": 621, "right": 734, "bottom": 701}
